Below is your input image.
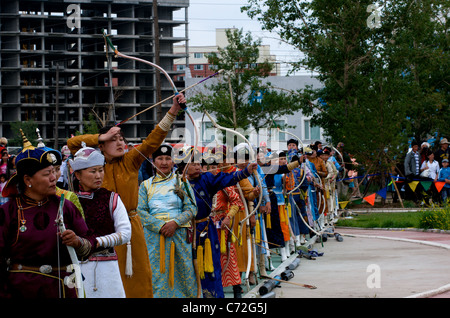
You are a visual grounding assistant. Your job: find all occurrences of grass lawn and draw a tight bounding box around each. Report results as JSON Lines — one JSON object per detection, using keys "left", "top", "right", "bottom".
{"left": 336, "top": 212, "right": 423, "bottom": 229}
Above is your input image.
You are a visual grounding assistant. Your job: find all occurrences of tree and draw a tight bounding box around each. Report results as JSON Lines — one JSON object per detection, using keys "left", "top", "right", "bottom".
{"left": 188, "top": 28, "right": 304, "bottom": 137}
{"left": 242, "top": 0, "right": 449, "bottom": 170}
{"left": 10, "top": 120, "right": 39, "bottom": 147}
{"left": 75, "top": 113, "right": 100, "bottom": 136}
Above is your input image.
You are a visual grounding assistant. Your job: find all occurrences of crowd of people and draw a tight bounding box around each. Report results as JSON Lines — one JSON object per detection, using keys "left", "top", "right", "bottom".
{"left": 12, "top": 92, "right": 450, "bottom": 298}
{"left": 403, "top": 139, "right": 450, "bottom": 205}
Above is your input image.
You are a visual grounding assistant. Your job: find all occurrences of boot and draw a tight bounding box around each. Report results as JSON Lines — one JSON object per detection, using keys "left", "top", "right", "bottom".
{"left": 285, "top": 243, "right": 291, "bottom": 256}
{"left": 233, "top": 285, "right": 243, "bottom": 298}
{"left": 295, "top": 235, "right": 301, "bottom": 249}
{"left": 258, "top": 254, "right": 268, "bottom": 277}
{"left": 248, "top": 271, "right": 256, "bottom": 285}
{"left": 319, "top": 214, "right": 325, "bottom": 229}
{"left": 300, "top": 234, "right": 306, "bottom": 245}
{"left": 267, "top": 256, "right": 275, "bottom": 271}
{"left": 289, "top": 238, "right": 296, "bottom": 253}
{"left": 280, "top": 246, "right": 288, "bottom": 262}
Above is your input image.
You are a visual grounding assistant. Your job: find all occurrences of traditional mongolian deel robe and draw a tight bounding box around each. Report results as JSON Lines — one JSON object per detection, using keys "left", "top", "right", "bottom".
{"left": 285, "top": 170, "right": 302, "bottom": 237}
{"left": 189, "top": 168, "right": 252, "bottom": 298}
{"left": 222, "top": 166, "right": 257, "bottom": 274}
{"left": 138, "top": 172, "right": 198, "bottom": 298}
{"left": 56, "top": 187, "right": 84, "bottom": 219}
{"left": 0, "top": 195, "right": 95, "bottom": 298}
{"left": 77, "top": 188, "right": 131, "bottom": 298}
{"left": 324, "top": 159, "right": 338, "bottom": 218}
{"left": 262, "top": 163, "right": 300, "bottom": 248}
{"left": 211, "top": 185, "right": 243, "bottom": 287}
{"left": 289, "top": 164, "right": 312, "bottom": 235}
{"left": 68, "top": 115, "right": 174, "bottom": 298}
{"left": 250, "top": 165, "right": 271, "bottom": 258}
{"left": 264, "top": 166, "right": 287, "bottom": 248}
{"left": 273, "top": 174, "right": 290, "bottom": 243}
{"left": 308, "top": 156, "right": 328, "bottom": 216}
{"left": 306, "top": 159, "right": 320, "bottom": 221}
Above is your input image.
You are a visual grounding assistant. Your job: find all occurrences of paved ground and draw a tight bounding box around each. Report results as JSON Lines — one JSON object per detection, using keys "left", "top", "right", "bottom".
{"left": 245, "top": 227, "right": 450, "bottom": 298}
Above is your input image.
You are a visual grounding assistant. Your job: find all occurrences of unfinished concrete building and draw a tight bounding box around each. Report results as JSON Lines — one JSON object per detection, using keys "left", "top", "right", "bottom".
{"left": 0, "top": 0, "right": 189, "bottom": 147}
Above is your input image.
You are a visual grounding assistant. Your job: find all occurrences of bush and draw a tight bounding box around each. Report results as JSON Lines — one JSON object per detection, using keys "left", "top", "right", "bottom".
{"left": 418, "top": 207, "right": 450, "bottom": 230}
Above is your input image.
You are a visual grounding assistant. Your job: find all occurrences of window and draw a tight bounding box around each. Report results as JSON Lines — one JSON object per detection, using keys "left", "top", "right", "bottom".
{"left": 273, "top": 120, "right": 286, "bottom": 141}
{"left": 304, "top": 120, "right": 321, "bottom": 140}
{"left": 194, "top": 53, "right": 203, "bottom": 58}
{"left": 193, "top": 64, "right": 204, "bottom": 70}
{"left": 202, "top": 122, "right": 215, "bottom": 143}
{"left": 176, "top": 65, "right": 185, "bottom": 71}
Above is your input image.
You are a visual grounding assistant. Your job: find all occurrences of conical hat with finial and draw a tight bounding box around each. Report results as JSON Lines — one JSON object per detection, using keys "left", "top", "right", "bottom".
{"left": 36, "top": 128, "right": 45, "bottom": 148}
{"left": 35, "top": 128, "right": 62, "bottom": 162}
{"left": 1, "top": 130, "right": 61, "bottom": 197}
{"left": 19, "top": 128, "right": 35, "bottom": 152}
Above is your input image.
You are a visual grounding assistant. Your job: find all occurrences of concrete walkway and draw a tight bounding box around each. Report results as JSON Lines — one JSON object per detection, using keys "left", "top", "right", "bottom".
{"left": 246, "top": 227, "right": 450, "bottom": 298}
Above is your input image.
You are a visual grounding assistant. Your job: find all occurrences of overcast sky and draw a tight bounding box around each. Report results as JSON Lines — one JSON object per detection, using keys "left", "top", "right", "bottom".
{"left": 174, "top": 0, "right": 306, "bottom": 75}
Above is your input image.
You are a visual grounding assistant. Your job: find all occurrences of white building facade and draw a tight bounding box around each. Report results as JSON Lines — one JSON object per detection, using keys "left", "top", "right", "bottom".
{"left": 176, "top": 75, "right": 325, "bottom": 153}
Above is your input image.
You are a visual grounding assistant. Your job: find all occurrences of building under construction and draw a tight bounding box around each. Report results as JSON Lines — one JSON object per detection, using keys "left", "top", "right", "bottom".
{"left": 0, "top": 0, "right": 189, "bottom": 147}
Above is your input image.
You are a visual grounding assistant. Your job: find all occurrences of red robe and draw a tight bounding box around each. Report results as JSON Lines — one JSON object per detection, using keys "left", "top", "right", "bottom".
{"left": 0, "top": 195, "right": 95, "bottom": 298}
{"left": 211, "top": 185, "right": 244, "bottom": 287}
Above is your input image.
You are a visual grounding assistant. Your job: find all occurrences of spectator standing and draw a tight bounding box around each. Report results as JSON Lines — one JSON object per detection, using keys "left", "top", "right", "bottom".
{"left": 404, "top": 140, "right": 421, "bottom": 202}
{"left": 0, "top": 137, "right": 7, "bottom": 147}
{"left": 419, "top": 142, "right": 430, "bottom": 165}
{"left": 420, "top": 151, "right": 440, "bottom": 204}
{"left": 0, "top": 174, "right": 8, "bottom": 205}
{"left": 437, "top": 159, "right": 450, "bottom": 205}
{"left": 405, "top": 140, "right": 421, "bottom": 181}
{"left": 0, "top": 148, "right": 8, "bottom": 175}
{"left": 435, "top": 138, "right": 450, "bottom": 167}
{"left": 420, "top": 151, "right": 440, "bottom": 182}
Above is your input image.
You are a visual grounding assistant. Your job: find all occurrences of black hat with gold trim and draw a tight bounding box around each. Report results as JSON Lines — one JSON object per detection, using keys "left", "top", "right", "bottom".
{"left": 2, "top": 129, "right": 61, "bottom": 197}
{"left": 152, "top": 144, "right": 174, "bottom": 160}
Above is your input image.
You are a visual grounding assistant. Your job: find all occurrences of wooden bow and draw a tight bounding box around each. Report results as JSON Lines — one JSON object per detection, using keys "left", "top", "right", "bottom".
{"left": 55, "top": 194, "right": 85, "bottom": 298}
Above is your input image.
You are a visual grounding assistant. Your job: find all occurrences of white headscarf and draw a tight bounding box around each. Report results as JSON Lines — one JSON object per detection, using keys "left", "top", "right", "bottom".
{"left": 69, "top": 142, "right": 105, "bottom": 171}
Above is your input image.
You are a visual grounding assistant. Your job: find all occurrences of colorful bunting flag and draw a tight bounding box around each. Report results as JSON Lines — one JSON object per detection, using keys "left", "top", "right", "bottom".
{"left": 408, "top": 181, "right": 419, "bottom": 192}
{"left": 376, "top": 187, "right": 387, "bottom": 199}
{"left": 335, "top": 176, "right": 450, "bottom": 207}
{"left": 434, "top": 182, "right": 445, "bottom": 193}
{"left": 420, "top": 181, "right": 432, "bottom": 192}
{"left": 363, "top": 193, "right": 376, "bottom": 206}
{"left": 339, "top": 201, "right": 350, "bottom": 209}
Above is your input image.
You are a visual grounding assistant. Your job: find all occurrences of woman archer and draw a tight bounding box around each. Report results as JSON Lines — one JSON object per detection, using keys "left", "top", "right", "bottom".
{"left": 67, "top": 94, "right": 186, "bottom": 298}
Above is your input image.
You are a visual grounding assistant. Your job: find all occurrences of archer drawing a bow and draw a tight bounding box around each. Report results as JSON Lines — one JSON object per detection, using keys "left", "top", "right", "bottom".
{"left": 102, "top": 29, "right": 223, "bottom": 126}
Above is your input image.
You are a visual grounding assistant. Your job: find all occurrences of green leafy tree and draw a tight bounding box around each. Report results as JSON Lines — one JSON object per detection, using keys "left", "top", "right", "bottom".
{"left": 242, "top": 0, "right": 449, "bottom": 170}
{"left": 189, "top": 28, "right": 304, "bottom": 135}
{"left": 75, "top": 113, "right": 100, "bottom": 135}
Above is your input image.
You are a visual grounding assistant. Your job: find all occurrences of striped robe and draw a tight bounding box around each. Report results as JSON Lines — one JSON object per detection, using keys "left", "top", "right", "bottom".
{"left": 211, "top": 185, "right": 243, "bottom": 287}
